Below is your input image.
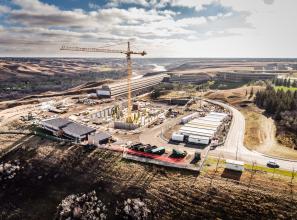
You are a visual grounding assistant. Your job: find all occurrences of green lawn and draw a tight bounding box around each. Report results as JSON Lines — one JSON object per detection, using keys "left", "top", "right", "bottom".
{"left": 274, "top": 86, "right": 297, "bottom": 92}
{"left": 244, "top": 163, "right": 294, "bottom": 177}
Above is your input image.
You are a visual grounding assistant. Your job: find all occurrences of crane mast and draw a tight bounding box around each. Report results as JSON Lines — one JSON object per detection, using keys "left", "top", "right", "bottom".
{"left": 61, "top": 42, "right": 146, "bottom": 123}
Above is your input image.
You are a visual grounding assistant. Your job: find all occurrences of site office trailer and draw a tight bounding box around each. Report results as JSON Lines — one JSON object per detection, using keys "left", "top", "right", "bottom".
{"left": 191, "top": 119, "right": 221, "bottom": 125}
{"left": 188, "top": 135, "right": 210, "bottom": 145}
{"left": 171, "top": 132, "right": 185, "bottom": 142}
{"left": 185, "top": 123, "right": 217, "bottom": 131}
{"left": 180, "top": 126, "right": 215, "bottom": 135}
{"left": 179, "top": 130, "right": 214, "bottom": 138}
{"left": 225, "top": 159, "right": 244, "bottom": 172}
{"left": 209, "top": 112, "right": 228, "bottom": 117}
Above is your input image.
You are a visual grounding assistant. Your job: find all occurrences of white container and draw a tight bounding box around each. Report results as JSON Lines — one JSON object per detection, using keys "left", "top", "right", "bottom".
{"left": 96, "top": 89, "right": 111, "bottom": 97}
{"left": 188, "top": 135, "right": 210, "bottom": 145}
{"left": 181, "top": 112, "right": 198, "bottom": 124}
{"left": 171, "top": 132, "right": 184, "bottom": 142}
{"left": 225, "top": 159, "right": 244, "bottom": 172}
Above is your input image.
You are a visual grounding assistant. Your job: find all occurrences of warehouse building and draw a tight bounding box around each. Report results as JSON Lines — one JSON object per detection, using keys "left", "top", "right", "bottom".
{"left": 40, "top": 118, "right": 96, "bottom": 142}
{"left": 96, "top": 74, "right": 167, "bottom": 98}
{"left": 168, "top": 73, "right": 210, "bottom": 84}
{"left": 217, "top": 71, "right": 277, "bottom": 82}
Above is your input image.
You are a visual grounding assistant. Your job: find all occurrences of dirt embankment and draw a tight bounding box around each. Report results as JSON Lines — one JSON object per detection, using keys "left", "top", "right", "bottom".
{"left": 0, "top": 132, "right": 296, "bottom": 220}
{"left": 206, "top": 85, "right": 297, "bottom": 159}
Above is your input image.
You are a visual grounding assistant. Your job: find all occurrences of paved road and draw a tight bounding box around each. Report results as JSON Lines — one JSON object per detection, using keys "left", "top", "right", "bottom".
{"left": 140, "top": 99, "right": 297, "bottom": 171}
{"left": 207, "top": 99, "right": 297, "bottom": 171}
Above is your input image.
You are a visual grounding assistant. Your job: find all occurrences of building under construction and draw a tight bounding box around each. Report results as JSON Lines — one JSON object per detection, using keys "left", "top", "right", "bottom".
{"left": 217, "top": 71, "right": 277, "bottom": 82}
{"left": 96, "top": 74, "right": 167, "bottom": 98}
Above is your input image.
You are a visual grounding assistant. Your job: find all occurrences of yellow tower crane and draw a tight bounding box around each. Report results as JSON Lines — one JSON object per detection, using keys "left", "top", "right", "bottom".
{"left": 61, "top": 42, "right": 146, "bottom": 123}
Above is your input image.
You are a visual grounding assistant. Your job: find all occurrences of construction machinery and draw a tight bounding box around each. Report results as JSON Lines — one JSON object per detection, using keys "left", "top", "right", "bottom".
{"left": 61, "top": 42, "right": 146, "bottom": 123}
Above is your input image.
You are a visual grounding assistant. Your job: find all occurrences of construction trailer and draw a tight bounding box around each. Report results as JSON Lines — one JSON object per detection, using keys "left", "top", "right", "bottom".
{"left": 191, "top": 118, "right": 221, "bottom": 126}
{"left": 171, "top": 132, "right": 185, "bottom": 142}
{"left": 199, "top": 117, "right": 222, "bottom": 123}
{"left": 185, "top": 123, "right": 218, "bottom": 131}
{"left": 188, "top": 135, "right": 210, "bottom": 145}
{"left": 225, "top": 159, "right": 244, "bottom": 172}
{"left": 209, "top": 112, "right": 228, "bottom": 117}
{"left": 179, "top": 129, "right": 214, "bottom": 138}
{"left": 181, "top": 112, "right": 199, "bottom": 124}
{"left": 180, "top": 126, "right": 215, "bottom": 135}
{"left": 188, "top": 122, "right": 220, "bottom": 129}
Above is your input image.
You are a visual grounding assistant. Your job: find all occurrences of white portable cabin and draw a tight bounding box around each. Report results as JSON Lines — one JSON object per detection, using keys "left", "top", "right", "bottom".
{"left": 180, "top": 130, "right": 213, "bottom": 138}
{"left": 225, "top": 159, "right": 244, "bottom": 172}
{"left": 181, "top": 112, "right": 198, "bottom": 124}
{"left": 187, "top": 124, "right": 218, "bottom": 131}
{"left": 188, "top": 121, "right": 220, "bottom": 128}
{"left": 180, "top": 126, "right": 215, "bottom": 135}
{"left": 179, "top": 129, "right": 214, "bottom": 138}
{"left": 201, "top": 116, "right": 223, "bottom": 122}
{"left": 209, "top": 112, "right": 228, "bottom": 117}
{"left": 171, "top": 132, "right": 185, "bottom": 142}
{"left": 199, "top": 117, "right": 222, "bottom": 122}
{"left": 191, "top": 118, "right": 221, "bottom": 125}
{"left": 188, "top": 135, "right": 210, "bottom": 145}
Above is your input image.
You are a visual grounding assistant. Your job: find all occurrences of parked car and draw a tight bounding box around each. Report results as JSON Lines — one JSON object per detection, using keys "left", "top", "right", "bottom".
{"left": 267, "top": 160, "right": 280, "bottom": 168}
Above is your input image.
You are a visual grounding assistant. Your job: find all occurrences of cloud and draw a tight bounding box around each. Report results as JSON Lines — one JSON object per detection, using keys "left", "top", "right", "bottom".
{"left": 0, "top": 5, "right": 10, "bottom": 14}
{"left": 263, "top": 0, "right": 274, "bottom": 5}
{"left": 2, "top": 0, "right": 293, "bottom": 57}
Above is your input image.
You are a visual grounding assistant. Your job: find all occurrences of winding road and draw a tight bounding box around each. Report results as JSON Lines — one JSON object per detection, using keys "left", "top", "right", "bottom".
{"left": 140, "top": 99, "right": 297, "bottom": 171}
{"left": 207, "top": 99, "right": 297, "bottom": 171}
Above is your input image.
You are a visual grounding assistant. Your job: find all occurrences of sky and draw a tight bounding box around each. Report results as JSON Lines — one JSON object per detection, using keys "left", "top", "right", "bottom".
{"left": 0, "top": 0, "right": 296, "bottom": 58}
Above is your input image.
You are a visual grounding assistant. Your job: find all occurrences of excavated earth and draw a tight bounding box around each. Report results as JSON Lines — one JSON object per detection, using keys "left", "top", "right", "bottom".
{"left": 0, "top": 136, "right": 297, "bottom": 220}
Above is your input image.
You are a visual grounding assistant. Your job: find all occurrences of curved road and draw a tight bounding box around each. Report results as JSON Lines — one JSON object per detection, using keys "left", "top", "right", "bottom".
{"left": 140, "top": 99, "right": 297, "bottom": 171}
{"left": 207, "top": 99, "right": 297, "bottom": 171}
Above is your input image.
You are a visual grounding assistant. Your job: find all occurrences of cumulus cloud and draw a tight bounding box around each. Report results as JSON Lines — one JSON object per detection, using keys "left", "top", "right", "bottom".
{"left": 1, "top": 0, "right": 292, "bottom": 57}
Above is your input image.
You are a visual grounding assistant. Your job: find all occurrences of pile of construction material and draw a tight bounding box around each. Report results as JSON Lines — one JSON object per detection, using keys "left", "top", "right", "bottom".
{"left": 55, "top": 191, "right": 107, "bottom": 220}
{"left": 121, "top": 198, "right": 151, "bottom": 220}
{"left": 172, "top": 112, "right": 228, "bottom": 145}
{"left": 0, "top": 161, "right": 22, "bottom": 181}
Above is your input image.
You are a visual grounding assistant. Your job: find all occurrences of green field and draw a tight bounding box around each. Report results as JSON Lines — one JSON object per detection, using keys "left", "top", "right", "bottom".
{"left": 244, "top": 163, "right": 294, "bottom": 177}
{"left": 274, "top": 86, "right": 297, "bottom": 92}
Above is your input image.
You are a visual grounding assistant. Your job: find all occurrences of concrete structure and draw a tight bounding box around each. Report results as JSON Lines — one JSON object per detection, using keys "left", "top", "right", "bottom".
{"left": 96, "top": 74, "right": 166, "bottom": 98}
{"left": 217, "top": 71, "right": 277, "bottom": 82}
{"left": 225, "top": 159, "right": 244, "bottom": 172}
{"left": 88, "top": 132, "right": 111, "bottom": 146}
{"left": 168, "top": 73, "right": 210, "bottom": 84}
{"left": 40, "top": 118, "right": 96, "bottom": 141}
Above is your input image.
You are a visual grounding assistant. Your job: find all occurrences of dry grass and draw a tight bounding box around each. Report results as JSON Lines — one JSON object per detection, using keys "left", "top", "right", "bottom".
{"left": 240, "top": 105, "right": 297, "bottom": 160}
{"left": 205, "top": 85, "right": 264, "bottom": 105}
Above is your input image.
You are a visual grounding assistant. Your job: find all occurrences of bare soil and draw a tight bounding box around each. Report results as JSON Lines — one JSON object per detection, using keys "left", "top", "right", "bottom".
{"left": 0, "top": 135, "right": 297, "bottom": 219}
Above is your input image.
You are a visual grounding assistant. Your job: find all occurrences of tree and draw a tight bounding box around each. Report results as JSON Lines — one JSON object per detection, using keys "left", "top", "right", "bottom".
{"left": 249, "top": 87, "right": 254, "bottom": 99}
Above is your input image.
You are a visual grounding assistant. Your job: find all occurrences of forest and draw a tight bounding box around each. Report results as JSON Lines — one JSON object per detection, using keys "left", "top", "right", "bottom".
{"left": 255, "top": 86, "right": 297, "bottom": 135}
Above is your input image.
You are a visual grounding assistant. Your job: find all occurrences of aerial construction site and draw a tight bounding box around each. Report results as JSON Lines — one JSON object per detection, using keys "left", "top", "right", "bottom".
{"left": 1, "top": 41, "right": 297, "bottom": 219}
{"left": 0, "top": 0, "right": 297, "bottom": 217}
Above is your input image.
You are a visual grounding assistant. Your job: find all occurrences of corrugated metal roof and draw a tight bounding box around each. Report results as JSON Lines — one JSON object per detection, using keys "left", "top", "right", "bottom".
{"left": 42, "top": 118, "right": 95, "bottom": 137}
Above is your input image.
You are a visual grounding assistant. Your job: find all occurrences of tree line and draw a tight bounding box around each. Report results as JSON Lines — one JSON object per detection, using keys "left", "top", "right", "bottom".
{"left": 255, "top": 86, "right": 297, "bottom": 120}
{"left": 272, "top": 78, "right": 297, "bottom": 87}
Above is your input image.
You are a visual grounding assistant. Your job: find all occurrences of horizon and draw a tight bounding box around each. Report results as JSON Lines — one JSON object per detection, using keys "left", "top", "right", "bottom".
{"left": 0, "top": 0, "right": 296, "bottom": 58}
